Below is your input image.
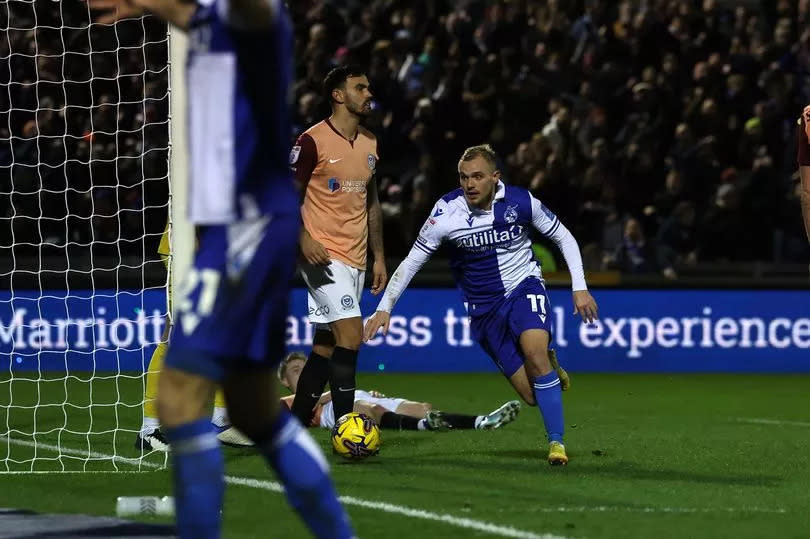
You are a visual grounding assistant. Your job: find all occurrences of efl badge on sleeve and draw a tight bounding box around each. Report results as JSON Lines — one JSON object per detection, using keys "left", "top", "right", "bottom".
{"left": 289, "top": 145, "right": 301, "bottom": 165}
{"left": 367, "top": 153, "right": 376, "bottom": 170}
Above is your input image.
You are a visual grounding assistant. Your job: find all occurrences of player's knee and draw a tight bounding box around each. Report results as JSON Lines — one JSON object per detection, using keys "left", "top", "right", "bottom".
{"left": 524, "top": 350, "right": 552, "bottom": 377}
{"left": 369, "top": 404, "right": 387, "bottom": 417}
{"left": 311, "top": 343, "right": 333, "bottom": 358}
{"left": 156, "top": 389, "right": 205, "bottom": 428}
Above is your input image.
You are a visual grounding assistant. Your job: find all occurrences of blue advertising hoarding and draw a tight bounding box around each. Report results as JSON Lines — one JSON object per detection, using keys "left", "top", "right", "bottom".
{"left": 2, "top": 288, "right": 809, "bottom": 373}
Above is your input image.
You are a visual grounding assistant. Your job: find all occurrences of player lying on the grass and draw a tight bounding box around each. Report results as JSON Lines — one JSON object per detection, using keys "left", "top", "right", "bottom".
{"left": 216, "top": 352, "right": 521, "bottom": 446}
{"left": 364, "top": 144, "right": 598, "bottom": 466}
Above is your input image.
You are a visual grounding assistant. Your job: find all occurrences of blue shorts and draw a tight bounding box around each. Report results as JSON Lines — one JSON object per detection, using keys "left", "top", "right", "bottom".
{"left": 470, "top": 277, "right": 553, "bottom": 378}
{"left": 165, "top": 213, "right": 299, "bottom": 381}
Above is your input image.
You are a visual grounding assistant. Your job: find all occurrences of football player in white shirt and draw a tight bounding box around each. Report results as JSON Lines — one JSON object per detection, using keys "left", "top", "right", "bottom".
{"left": 364, "top": 144, "right": 598, "bottom": 465}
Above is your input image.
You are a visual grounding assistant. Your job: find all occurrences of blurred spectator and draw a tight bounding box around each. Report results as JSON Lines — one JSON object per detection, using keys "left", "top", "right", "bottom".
{"left": 1, "top": 2, "right": 169, "bottom": 264}
{"left": 603, "top": 218, "right": 656, "bottom": 273}
{"left": 4, "top": 0, "right": 809, "bottom": 278}
{"left": 657, "top": 201, "right": 698, "bottom": 279}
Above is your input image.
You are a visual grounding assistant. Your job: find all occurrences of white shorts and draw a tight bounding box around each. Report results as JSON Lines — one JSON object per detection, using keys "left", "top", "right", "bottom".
{"left": 319, "top": 390, "right": 407, "bottom": 430}
{"left": 301, "top": 259, "right": 365, "bottom": 328}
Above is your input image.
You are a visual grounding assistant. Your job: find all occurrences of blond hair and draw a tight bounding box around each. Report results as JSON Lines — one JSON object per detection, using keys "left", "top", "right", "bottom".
{"left": 277, "top": 351, "right": 307, "bottom": 381}
{"left": 459, "top": 144, "right": 498, "bottom": 170}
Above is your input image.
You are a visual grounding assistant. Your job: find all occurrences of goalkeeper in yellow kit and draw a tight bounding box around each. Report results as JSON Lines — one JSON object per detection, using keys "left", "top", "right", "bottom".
{"left": 135, "top": 226, "right": 230, "bottom": 451}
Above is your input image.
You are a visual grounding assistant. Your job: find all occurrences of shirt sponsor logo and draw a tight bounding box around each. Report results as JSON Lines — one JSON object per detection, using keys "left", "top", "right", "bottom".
{"left": 308, "top": 304, "right": 331, "bottom": 316}
{"left": 455, "top": 225, "right": 524, "bottom": 252}
{"left": 328, "top": 178, "right": 366, "bottom": 193}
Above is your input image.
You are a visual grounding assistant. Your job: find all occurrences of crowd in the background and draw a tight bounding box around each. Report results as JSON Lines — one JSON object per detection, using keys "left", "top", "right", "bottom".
{"left": 2, "top": 1, "right": 809, "bottom": 279}
{"left": 290, "top": 0, "right": 810, "bottom": 276}
{"left": 0, "top": 2, "right": 169, "bottom": 262}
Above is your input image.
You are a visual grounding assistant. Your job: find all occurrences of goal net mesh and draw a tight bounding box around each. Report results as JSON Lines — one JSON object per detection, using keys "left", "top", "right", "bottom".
{"left": 0, "top": 0, "right": 171, "bottom": 471}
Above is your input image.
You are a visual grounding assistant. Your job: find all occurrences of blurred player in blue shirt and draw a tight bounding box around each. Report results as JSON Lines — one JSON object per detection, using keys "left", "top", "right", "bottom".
{"left": 91, "top": 1, "right": 353, "bottom": 537}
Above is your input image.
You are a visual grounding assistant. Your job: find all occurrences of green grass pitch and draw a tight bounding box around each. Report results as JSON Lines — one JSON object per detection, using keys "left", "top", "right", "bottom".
{"left": 1, "top": 372, "right": 809, "bottom": 538}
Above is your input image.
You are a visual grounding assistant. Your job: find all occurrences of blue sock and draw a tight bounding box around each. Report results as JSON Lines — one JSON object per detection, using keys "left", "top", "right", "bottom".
{"left": 164, "top": 418, "right": 224, "bottom": 539}
{"left": 532, "top": 371, "right": 564, "bottom": 443}
{"left": 257, "top": 409, "right": 354, "bottom": 539}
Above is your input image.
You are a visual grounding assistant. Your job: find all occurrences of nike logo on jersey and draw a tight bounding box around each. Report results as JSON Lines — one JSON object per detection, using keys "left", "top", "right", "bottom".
{"left": 328, "top": 158, "right": 342, "bottom": 164}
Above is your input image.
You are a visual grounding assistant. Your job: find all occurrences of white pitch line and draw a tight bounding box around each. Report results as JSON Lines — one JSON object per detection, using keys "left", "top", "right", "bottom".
{"left": 225, "top": 476, "right": 564, "bottom": 539}
{"left": 733, "top": 417, "right": 810, "bottom": 428}
{"left": 528, "top": 505, "right": 787, "bottom": 515}
{"left": 1, "top": 436, "right": 166, "bottom": 470}
{"left": 3, "top": 437, "right": 564, "bottom": 539}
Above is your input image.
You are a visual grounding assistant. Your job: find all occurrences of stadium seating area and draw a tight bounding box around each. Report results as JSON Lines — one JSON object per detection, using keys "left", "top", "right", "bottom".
{"left": 0, "top": 2, "right": 169, "bottom": 263}
{"left": 2, "top": 0, "right": 809, "bottom": 279}
{"left": 290, "top": 0, "right": 810, "bottom": 274}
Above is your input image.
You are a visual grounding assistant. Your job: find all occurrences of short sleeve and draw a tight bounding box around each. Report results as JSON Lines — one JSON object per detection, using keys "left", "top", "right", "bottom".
{"left": 414, "top": 201, "right": 448, "bottom": 253}
{"left": 291, "top": 133, "right": 318, "bottom": 188}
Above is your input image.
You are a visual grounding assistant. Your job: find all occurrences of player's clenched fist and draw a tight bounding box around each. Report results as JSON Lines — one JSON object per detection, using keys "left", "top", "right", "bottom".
{"left": 572, "top": 290, "right": 598, "bottom": 324}
{"left": 363, "top": 311, "right": 391, "bottom": 342}
{"left": 300, "top": 229, "right": 330, "bottom": 265}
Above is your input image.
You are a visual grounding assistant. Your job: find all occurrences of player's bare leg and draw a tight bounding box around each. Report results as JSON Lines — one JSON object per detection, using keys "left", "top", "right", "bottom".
{"left": 508, "top": 366, "right": 537, "bottom": 405}
{"left": 519, "top": 329, "right": 568, "bottom": 465}
{"left": 328, "top": 316, "right": 363, "bottom": 422}
{"left": 290, "top": 329, "right": 334, "bottom": 425}
{"left": 157, "top": 368, "right": 216, "bottom": 429}
{"left": 223, "top": 368, "right": 351, "bottom": 538}
{"left": 395, "top": 401, "right": 432, "bottom": 417}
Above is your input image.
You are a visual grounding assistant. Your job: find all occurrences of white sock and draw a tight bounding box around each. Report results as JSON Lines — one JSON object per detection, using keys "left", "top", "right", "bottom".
{"left": 140, "top": 417, "right": 160, "bottom": 435}
{"left": 417, "top": 419, "right": 427, "bottom": 431}
{"left": 474, "top": 416, "right": 484, "bottom": 429}
{"left": 212, "top": 406, "right": 230, "bottom": 427}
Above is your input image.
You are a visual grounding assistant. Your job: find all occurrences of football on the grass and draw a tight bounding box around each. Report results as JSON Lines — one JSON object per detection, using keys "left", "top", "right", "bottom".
{"left": 331, "top": 413, "right": 381, "bottom": 459}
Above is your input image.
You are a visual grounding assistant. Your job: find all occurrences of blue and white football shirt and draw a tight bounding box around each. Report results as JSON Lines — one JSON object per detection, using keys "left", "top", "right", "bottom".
{"left": 378, "top": 181, "right": 586, "bottom": 313}
{"left": 185, "top": 0, "right": 297, "bottom": 224}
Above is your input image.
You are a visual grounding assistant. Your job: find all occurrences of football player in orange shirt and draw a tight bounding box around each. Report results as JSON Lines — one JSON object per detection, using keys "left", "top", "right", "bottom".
{"left": 289, "top": 65, "right": 387, "bottom": 427}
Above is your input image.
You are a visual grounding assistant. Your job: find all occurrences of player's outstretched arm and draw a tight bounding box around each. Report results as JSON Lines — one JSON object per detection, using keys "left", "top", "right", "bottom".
{"left": 88, "top": 0, "right": 196, "bottom": 30}
{"left": 363, "top": 243, "right": 433, "bottom": 341}
{"left": 365, "top": 202, "right": 445, "bottom": 340}
{"left": 529, "top": 195, "right": 598, "bottom": 323}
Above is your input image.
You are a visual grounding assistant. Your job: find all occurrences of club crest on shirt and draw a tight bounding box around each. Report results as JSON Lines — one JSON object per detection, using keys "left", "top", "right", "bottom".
{"left": 341, "top": 295, "right": 354, "bottom": 310}
{"left": 503, "top": 204, "right": 518, "bottom": 224}
{"left": 289, "top": 145, "right": 301, "bottom": 165}
{"left": 367, "top": 153, "right": 376, "bottom": 170}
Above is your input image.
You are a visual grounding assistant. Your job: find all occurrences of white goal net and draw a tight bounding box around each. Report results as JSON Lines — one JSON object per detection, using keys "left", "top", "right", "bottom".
{"left": 0, "top": 1, "right": 172, "bottom": 471}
